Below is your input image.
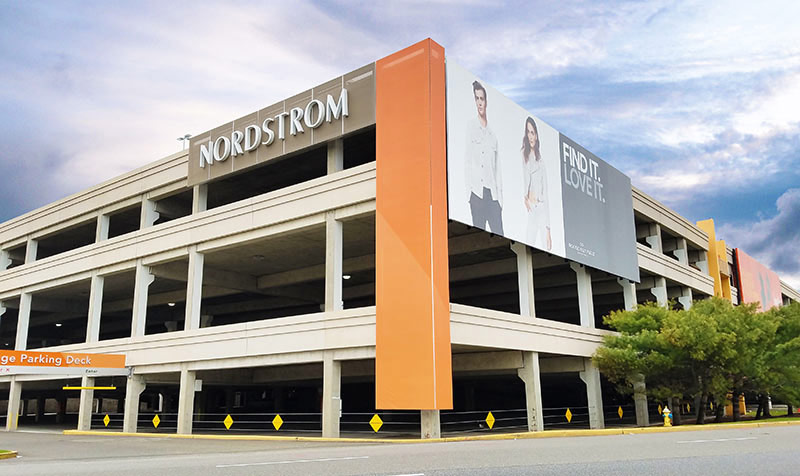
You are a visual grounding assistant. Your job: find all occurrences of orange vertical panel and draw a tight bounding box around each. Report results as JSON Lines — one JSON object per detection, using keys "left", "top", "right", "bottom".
{"left": 375, "top": 39, "right": 452, "bottom": 410}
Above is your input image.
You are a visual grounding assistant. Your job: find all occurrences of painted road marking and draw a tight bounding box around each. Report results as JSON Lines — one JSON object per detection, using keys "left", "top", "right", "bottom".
{"left": 677, "top": 437, "right": 757, "bottom": 444}
{"left": 216, "top": 456, "right": 369, "bottom": 468}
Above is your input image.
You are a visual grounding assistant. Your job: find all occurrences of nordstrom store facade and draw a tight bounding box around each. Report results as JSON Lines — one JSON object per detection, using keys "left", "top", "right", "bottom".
{"left": 1, "top": 40, "right": 798, "bottom": 438}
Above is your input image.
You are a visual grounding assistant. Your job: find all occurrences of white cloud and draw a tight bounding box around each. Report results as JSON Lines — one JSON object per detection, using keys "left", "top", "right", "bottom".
{"left": 717, "top": 188, "right": 800, "bottom": 291}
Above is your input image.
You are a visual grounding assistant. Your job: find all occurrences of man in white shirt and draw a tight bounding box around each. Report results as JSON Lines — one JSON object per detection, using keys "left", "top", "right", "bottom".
{"left": 465, "top": 80, "right": 503, "bottom": 234}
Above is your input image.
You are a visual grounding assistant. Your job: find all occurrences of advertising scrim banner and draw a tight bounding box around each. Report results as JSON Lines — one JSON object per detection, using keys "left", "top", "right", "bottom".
{"left": 445, "top": 60, "right": 639, "bottom": 282}
{"left": 735, "top": 248, "right": 783, "bottom": 311}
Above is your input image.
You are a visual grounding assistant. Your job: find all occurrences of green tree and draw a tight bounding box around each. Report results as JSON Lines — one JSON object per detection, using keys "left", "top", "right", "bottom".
{"left": 759, "top": 301, "right": 800, "bottom": 415}
{"left": 594, "top": 297, "right": 786, "bottom": 424}
{"left": 593, "top": 303, "right": 693, "bottom": 411}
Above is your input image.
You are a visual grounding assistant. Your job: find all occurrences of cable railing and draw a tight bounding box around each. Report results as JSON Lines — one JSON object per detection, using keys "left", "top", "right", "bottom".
{"left": 86, "top": 402, "right": 645, "bottom": 437}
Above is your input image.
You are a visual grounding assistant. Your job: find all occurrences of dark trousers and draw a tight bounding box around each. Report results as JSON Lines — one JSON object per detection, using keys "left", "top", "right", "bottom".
{"left": 469, "top": 187, "right": 504, "bottom": 235}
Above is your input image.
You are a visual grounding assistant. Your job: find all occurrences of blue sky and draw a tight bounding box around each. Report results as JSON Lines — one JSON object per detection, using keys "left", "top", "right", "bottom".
{"left": 0, "top": 0, "right": 798, "bottom": 289}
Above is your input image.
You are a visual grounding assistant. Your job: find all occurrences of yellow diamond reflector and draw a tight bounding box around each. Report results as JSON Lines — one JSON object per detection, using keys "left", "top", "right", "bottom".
{"left": 103, "top": 414, "right": 110, "bottom": 427}
{"left": 658, "top": 404, "right": 663, "bottom": 415}
{"left": 223, "top": 414, "right": 234, "bottom": 430}
{"left": 272, "top": 414, "right": 284, "bottom": 431}
{"left": 618, "top": 406, "right": 624, "bottom": 419}
{"left": 485, "top": 411, "right": 495, "bottom": 429}
{"left": 687, "top": 403, "right": 691, "bottom": 412}
{"left": 152, "top": 414, "right": 161, "bottom": 429}
{"left": 565, "top": 408, "right": 573, "bottom": 423}
{"left": 369, "top": 414, "right": 383, "bottom": 432}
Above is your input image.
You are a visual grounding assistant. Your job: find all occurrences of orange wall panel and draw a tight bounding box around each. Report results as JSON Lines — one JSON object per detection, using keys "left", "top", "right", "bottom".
{"left": 375, "top": 39, "right": 452, "bottom": 410}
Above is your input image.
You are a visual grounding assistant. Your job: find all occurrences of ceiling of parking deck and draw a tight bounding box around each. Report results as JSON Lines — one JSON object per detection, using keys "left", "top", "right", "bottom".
{"left": 202, "top": 215, "right": 376, "bottom": 279}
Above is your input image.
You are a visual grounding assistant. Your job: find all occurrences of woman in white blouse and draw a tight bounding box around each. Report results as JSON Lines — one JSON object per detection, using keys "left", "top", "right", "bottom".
{"left": 522, "top": 117, "right": 551, "bottom": 251}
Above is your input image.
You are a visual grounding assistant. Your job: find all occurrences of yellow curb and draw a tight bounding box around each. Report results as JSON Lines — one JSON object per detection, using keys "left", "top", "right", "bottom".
{"left": 0, "top": 451, "right": 18, "bottom": 460}
{"left": 64, "top": 420, "right": 800, "bottom": 444}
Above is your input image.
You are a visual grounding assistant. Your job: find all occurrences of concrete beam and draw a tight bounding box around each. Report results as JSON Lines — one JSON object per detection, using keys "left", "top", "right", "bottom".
{"left": 540, "top": 356, "right": 586, "bottom": 374}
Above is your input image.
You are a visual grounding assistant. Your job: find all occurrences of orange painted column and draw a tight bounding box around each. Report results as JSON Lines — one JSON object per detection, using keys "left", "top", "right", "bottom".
{"left": 375, "top": 39, "right": 452, "bottom": 410}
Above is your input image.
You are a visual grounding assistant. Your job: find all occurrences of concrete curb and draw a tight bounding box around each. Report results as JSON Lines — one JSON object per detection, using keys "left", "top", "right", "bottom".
{"left": 0, "top": 451, "right": 19, "bottom": 460}
{"left": 63, "top": 420, "right": 800, "bottom": 444}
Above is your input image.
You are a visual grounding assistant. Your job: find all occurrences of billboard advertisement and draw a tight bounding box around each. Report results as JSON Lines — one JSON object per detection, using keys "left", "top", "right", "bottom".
{"left": 735, "top": 248, "right": 782, "bottom": 311}
{"left": 446, "top": 60, "right": 639, "bottom": 282}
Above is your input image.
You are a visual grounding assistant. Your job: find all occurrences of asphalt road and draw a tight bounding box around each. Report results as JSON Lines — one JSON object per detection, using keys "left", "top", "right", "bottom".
{"left": 2, "top": 425, "right": 800, "bottom": 475}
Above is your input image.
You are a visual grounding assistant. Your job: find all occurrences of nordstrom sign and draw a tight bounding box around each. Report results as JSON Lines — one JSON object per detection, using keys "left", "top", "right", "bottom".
{"left": 187, "top": 63, "right": 375, "bottom": 186}
{"left": 199, "top": 89, "right": 349, "bottom": 168}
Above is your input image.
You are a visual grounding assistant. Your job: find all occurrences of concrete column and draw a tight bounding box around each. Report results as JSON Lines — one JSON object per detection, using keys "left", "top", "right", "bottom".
{"left": 35, "top": 396, "right": 44, "bottom": 423}
{"left": 580, "top": 358, "right": 605, "bottom": 429}
{"left": 86, "top": 273, "right": 104, "bottom": 343}
{"left": 420, "top": 410, "right": 441, "bottom": 439}
{"left": 184, "top": 247, "right": 204, "bottom": 330}
{"left": 25, "top": 238, "right": 38, "bottom": 264}
{"left": 321, "top": 353, "right": 341, "bottom": 438}
{"left": 327, "top": 138, "right": 344, "bottom": 174}
{"left": 517, "top": 351, "right": 544, "bottom": 432}
{"left": 16, "top": 292, "right": 32, "bottom": 350}
{"left": 140, "top": 198, "right": 159, "bottom": 229}
{"left": 617, "top": 278, "right": 637, "bottom": 311}
{"left": 637, "top": 223, "right": 662, "bottom": 253}
{"left": 570, "top": 262, "right": 595, "bottom": 328}
{"left": 0, "top": 249, "right": 10, "bottom": 271}
{"left": 696, "top": 250, "right": 709, "bottom": 275}
{"left": 650, "top": 276, "right": 667, "bottom": 307}
{"left": 55, "top": 396, "right": 67, "bottom": 424}
{"left": 192, "top": 184, "right": 208, "bottom": 214}
{"left": 511, "top": 242, "right": 536, "bottom": 318}
{"left": 325, "top": 213, "right": 343, "bottom": 312}
{"left": 123, "top": 374, "right": 146, "bottom": 433}
{"left": 5, "top": 377, "right": 22, "bottom": 431}
{"left": 96, "top": 214, "right": 110, "bottom": 242}
{"left": 679, "top": 287, "right": 693, "bottom": 310}
{"left": 632, "top": 374, "right": 649, "bottom": 427}
{"left": 131, "top": 260, "right": 154, "bottom": 337}
{"left": 77, "top": 376, "right": 95, "bottom": 431}
{"left": 673, "top": 238, "right": 688, "bottom": 265}
{"left": 177, "top": 367, "right": 197, "bottom": 435}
